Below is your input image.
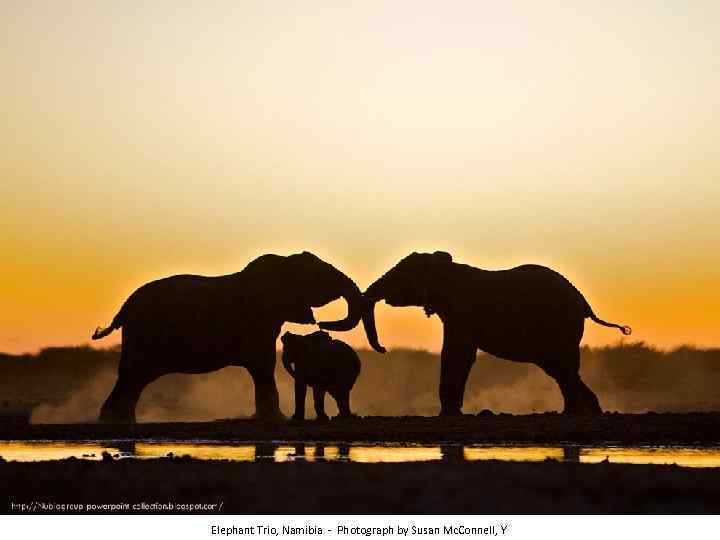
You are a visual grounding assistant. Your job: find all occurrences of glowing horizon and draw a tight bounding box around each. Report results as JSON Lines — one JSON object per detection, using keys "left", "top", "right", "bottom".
{"left": 2, "top": 2, "right": 719, "bottom": 354}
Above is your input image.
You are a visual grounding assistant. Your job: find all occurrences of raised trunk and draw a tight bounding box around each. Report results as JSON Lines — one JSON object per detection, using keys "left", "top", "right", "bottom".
{"left": 318, "top": 274, "right": 386, "bottom": 353}
{"left": 316, "top": 276, "right": 364, "bottom": 331}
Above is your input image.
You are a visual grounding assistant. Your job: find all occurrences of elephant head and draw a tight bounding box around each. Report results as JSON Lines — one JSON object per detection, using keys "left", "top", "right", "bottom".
{"left": 280, "top": 330, "right": 332, "bottom": 377}
{"left": 362, "top": 251, "right": 454, "bottom": 353}
{"left": 245, "top": 251, "right": 378, "bottom": 348}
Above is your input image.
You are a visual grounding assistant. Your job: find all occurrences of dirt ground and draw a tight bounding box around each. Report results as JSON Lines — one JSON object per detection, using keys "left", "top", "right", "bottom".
{"left": 3, "top": 413, "right": 720, "bottom": 445}
{"left": 2, "top": 456, "right": 720, "bottom": 514}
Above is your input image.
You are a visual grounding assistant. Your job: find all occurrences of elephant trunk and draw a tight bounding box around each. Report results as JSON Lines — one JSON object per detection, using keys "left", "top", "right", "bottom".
{"left": 316, "top": 275, "right": 364, "bottom": 332}
{"left": 318, "top": 273, "right": 387, "bottom": 354}
{"left": 361, "top": 277, "right": 389, "bottom": 354}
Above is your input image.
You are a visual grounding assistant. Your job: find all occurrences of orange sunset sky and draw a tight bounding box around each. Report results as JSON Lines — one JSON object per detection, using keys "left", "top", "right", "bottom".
{"left": 2, "top": 2, "right": 719, "bottom": 354}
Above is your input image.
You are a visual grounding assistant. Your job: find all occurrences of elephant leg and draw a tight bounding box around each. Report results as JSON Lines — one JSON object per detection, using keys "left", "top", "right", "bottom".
{"left": 99, "top": 344, "right": 154, "bottom": 424}
{"left": 541, "top": 349, "right": 602, "bottom": 415}
{"left": 313, "top": 387, "right": 328, "bottom": 421}
{"left": 333, "top": 388, "right": 353, "bottom": 418}
{"left": 248, "top": 348, "right": 283, "bottom": 421}
{"left": 292, "top": 378, "right": 307, "bottom": 421}
{"left": 439, "top": 329, "right": 476, "bottom": 416}
{"left": 556, "top": 372, "right": 601, "bottom": 415}
{"left": 99, "top": 372, "right": 148, "bottom": 424}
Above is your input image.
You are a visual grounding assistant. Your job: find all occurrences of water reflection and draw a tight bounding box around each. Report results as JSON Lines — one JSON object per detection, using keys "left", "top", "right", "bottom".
{"left": 463, "top": 446, "right": 565, "bottom": 462}
{"left": 0, "top": 442, "right": 116, "bottom": 462}
{"left": 134, "top": 443, "right": 256, "bottom": 461}
{"left": 2, "top": 441, "right": 720, "bottom": 468}
{"left": 580, "top": 447, "right": 720, "bottom": 468}
{"left": 441, "top": 444, "right": 464, "bottom": 462}
{"left": 349, "top": 445, "right": 442, "bottom": 463}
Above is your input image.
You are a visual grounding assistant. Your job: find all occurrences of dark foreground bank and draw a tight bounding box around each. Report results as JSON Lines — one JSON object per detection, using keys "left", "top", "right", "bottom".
{"left": 3, "top": 457, "right": 720, "bottom": 514}
{"left": 3, "top": 413, "right": 720, "bottom": 445}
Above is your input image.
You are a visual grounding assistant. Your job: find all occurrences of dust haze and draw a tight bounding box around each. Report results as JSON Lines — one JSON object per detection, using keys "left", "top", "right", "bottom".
{"left": 0, "top": 343, "right": 718, "bottom": 423}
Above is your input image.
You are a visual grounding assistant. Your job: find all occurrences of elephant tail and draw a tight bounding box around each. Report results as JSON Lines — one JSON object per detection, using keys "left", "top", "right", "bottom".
{"left": 91, "top": 310, "right": 124, "bottom": 340}
{"left": 584, "top": 302, "right": 632, "bottom": 335}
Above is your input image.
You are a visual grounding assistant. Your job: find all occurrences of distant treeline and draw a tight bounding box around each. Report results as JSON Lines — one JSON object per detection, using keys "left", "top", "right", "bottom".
{"left": 1, "top": 342, "right": 718, "bottom": 423}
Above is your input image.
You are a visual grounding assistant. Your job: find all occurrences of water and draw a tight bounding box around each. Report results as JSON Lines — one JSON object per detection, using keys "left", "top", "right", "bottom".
{"left": 2, "top": 441, "right": 720, "bottom": 467}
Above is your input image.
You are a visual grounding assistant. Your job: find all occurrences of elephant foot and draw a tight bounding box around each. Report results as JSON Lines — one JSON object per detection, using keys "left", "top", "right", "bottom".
{"left": 252, "top": 414, "right": 287, "bottom": 423}
{"left": 98, "top": 407, "right": 136, "bottom": 424}
{"left": 252, "top": 410, "right": 287, "bottom": 423}
{"left": 314, "top": 413, "right": 330, "bottom": 423}
{"left": 289, "top": 414, "right": 305, "bottom": 424}
{"left": 332, "top": 412, "right": 357, "bottom": 421}
{"left": 564, "top": 405, "right": 603, "bottom": 416}
{"left": 438, "top": 408, "right": 463, "bottom": 418}
{"left": 557, "top": 376, "right": 603, "bottom": 416}
{"left": 563, "top": 396, "right": 603, "bottom": 416}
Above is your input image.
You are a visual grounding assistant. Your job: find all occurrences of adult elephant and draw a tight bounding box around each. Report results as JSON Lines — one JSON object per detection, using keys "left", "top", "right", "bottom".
{"left": 357, "top": 251, "right": 631, "bottom": 416}
{"left": 92, "top": 251, "right": 375, "bottom": 423}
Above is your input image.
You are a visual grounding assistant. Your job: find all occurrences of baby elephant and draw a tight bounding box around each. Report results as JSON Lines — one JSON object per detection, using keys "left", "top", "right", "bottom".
{"left": 281, "top": 330, "right": 361, "bottom": 421}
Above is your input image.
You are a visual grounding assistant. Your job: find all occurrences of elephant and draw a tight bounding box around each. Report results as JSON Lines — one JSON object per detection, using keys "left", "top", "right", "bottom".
{"left": 91, "top": 251, "right": 377, "bottom": 423}
{"left": 358, "top": 251, "right": 631, "bottom": 416}
{"left": 280, "top": 330, "right": 361, "bottom": 421}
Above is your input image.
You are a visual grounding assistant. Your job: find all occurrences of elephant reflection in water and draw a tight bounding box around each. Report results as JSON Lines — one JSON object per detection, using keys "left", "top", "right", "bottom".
{"left": 91, "top": 252, "right": 378, "bottom": 423}
{"left": 441, "top": 445, "right": 464, "bottom": 462}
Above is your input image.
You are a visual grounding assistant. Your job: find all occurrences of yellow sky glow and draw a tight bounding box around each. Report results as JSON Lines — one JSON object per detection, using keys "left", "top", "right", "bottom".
{"left": 2, "top": 1, "right": 719, "bottom": 354}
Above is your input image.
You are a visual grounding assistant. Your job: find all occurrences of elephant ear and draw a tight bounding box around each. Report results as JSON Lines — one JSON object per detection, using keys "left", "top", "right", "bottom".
{"left": 282, "top": 297, "right": 317, "bottom": 324}
{"left": 275, "top": 253, "right": 314, "bottom": 323}
{"left": 243, "top": 254, "right": 317, "bottom": 324}
{"left": 422, "top": 251, "right": 453, "bottom": 316}
{"left": 431, "top": 251, "right": 453, "bottom": 265}
{"left": 425, "top": 251, "right": 453, "bottom": 281}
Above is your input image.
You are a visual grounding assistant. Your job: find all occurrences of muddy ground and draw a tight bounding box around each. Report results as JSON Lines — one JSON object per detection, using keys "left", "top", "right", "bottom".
{"left": 2, "top": 413, "right": 720, "bottom": 445}
{"left": 2, "top": 456, "right": 720, "bottom": 514}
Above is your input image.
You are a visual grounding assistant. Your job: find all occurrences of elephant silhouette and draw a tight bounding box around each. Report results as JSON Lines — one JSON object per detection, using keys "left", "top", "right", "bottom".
{"left": 281, "top": 330, "right": 361, "bottom": 421}
{"left": 91, "top": 251, "right": 377, "bottom": 423}
{"left": 354, "top": 251, "right": 631, "bottom": 416}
